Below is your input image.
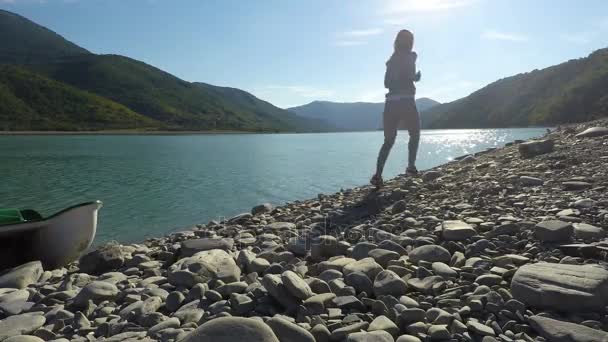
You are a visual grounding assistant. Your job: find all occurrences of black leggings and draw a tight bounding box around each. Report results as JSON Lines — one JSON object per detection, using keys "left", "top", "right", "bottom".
{"left": 375, "top": 98, "right": 420, "bottom": 176}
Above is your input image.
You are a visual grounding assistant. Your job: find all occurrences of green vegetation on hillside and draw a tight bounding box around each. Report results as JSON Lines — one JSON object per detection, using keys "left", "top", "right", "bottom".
{"left": 30, "top": 54, "right": 327, "bottom": 132}
{"left": 0, "top": 9, "right": 327, "bottom": 132}
{"left": 0, "top": 65, "right": 161, "bottom": 131}
{"left": 424, "top": 48, "right": 608, "bottom": 128}
{"left": 0, "top": 10, "right": 89, "bottom": 64}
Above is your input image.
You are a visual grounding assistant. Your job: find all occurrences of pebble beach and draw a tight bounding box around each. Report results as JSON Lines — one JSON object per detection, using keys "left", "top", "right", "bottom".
{"left": 1, "top": 119, "right": 608, "bottom": 342}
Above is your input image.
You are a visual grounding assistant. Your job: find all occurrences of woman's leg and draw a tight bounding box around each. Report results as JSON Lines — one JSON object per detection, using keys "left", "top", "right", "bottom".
{"left": 375, "top": 100, "right": 400, "bottom": 177}
{"left": 407, "top": 104, "right": 421, "bottom": 169}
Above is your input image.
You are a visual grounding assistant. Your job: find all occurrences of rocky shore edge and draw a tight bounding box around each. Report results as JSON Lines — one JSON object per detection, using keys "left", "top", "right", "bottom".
{"left": 1, "top": 120, "right": 607, "bottom": 342}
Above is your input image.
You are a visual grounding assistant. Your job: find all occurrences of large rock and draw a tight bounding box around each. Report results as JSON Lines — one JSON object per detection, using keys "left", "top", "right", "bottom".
{"left": 265, "top": 222, "right": 296, "bottom": 232}
{"left": 441, "top": 220, "right": 477, "bottom": 241}
{"left": 563, "top": 181, "right": 592, "bottom": 191}
{"left": 261, "top": 274, "right": 301, "bottom": 311}
{"left": 4, "top": 336, "right": 45, "bottom": 342}
{"left": 252, "top": 203, "right": 273, "bottom": 215}
{"left": 575, "top": 126, "right": 608, "bottom": 138}
{"left": 266, "top": 317, "right": 315, "bottom": 342}
{"left": 518, "top": 139, "right": 554, "bottom": 158}
{"left": 180, "top": 317, "right": 279, "bottom": 342}
{"left": 408, "top": 245, "right": 451, "bottom": 265}
{"left": 78, "top": 242, "right": 130, "bottom": 274}
{"left": 511, "top": 263, "right": 608, "bottom": 312}
{"left": 73, "top": 281, "right": 119, "bottom": 307}
{"left": 374, "top": 270, "right": 408, "bottom": 297}
{"left": 0, "top": 289, "right": 30, "bottom": 315}
{"left": 346, "top": 331, "right": 395, "bottom": 342}
{"left": 520, "top": 176, "right": 544, "bottom": 186}
{"left": 529, "top": 315, "right": 608, "bottom": 342}
{"left": 343, "top": 258, "right": 383, "bottom": 279}
{"left": 281, "top": 271, "right": 313, "bottom": 300}
{"left": 180, "top": 238, "right": 234, "bottom": 257}
{"left": 534, "top": 220, "right": 573, "bottom": 242}
{"left": 0, "top": 313, "right": 46, "bottom": 340}
{"left": 0, "top": 261, "right": 42, "bottom": 289}
{"left": 573, "top": 223, "right": 605, "bottom": 240}
{"left": 168, "top": 249, "right": 240, "bottom": 287}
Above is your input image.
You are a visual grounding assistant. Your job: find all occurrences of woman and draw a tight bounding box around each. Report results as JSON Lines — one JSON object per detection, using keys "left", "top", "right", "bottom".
{"left": 371, "top": 29, "right": 421, "bottom": 188}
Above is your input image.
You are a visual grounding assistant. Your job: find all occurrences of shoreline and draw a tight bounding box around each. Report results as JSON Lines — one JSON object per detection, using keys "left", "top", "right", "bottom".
{"left": 0, "top": 126, "right": 549, "bottom": 136}
{"left": 0, "top": 118, "right": 606, "bottom": 340}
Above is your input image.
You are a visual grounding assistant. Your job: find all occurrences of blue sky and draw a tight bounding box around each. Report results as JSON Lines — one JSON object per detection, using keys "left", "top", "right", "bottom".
{"left": 2, "top": 0, "right": 608, "bottom": 108}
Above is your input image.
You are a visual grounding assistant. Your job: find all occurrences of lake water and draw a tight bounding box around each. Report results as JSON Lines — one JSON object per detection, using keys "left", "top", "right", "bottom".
{"left": 0, "top": 128, "right": 546, "bottom": 244}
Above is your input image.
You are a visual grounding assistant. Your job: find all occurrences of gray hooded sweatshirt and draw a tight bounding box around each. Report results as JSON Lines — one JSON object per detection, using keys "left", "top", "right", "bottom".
{"left": 384, "top": 51, "right": 417, "bottom": 97}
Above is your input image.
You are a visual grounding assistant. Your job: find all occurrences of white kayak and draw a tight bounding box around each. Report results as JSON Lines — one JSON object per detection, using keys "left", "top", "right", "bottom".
{"left": 0, "top": 201, "right": 102, "bottom": 270}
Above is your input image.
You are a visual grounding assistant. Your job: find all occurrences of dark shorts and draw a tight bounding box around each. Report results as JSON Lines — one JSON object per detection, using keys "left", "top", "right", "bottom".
{"left": 383, "top": 97, "right": 420, "bottom": 136}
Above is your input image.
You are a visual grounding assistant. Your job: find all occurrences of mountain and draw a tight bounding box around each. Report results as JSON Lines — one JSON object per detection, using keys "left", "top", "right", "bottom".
{"left": 0, "top": 10, "right": 326, "bottom": 132}
{"left": 0, "top": 9, "right": 89, "bottom": 64}
{"left": 288, "top": 98, "right": 440, "bottom": 131}
{"left": 29, "top": 54, "right": 328, "bottom": 131}
{"left": 424, "top": 48, "right": 608, "bottom": 128}
{"left": 0, "top": 65, "right": 160, "bottom": 131}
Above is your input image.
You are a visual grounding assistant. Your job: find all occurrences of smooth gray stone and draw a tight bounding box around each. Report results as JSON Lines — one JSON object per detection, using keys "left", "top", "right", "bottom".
{"left": 368, "top": 249, "right": 400, "bottom": 267}
{"left": 310, "top": 324, "right": 331, "bottom": 342}
{"left": 406, "top": 276, "right": 443, "bottom": 294}
{"left": 265, "top": 222, "right": 296, "bottom": 231}
{"left": 442, "top": 220, "right": 477, "bottom": 241}
{"left": 0, "top": 289, "right": 30, "bottom": 315}
{"left": 0, "top": 261, "right": 43, "bottom": 289}
{"left": 180, "top": 238, "right": 234, "bottom": 257}
{"left": 573, "top": 223, "right": 605, "bottom": 240}
{"left": 563, "top": 181, "right": 592, "bottom": 191}
{"left": 467, "top": 320, "right": 495, "bottom": 336}
{"left": 520, "top": 176, "right": 544, "bottom": 186}
{"left": 534, "top": 220, "right": 573, "bottom": 242}
{"left": 575, "top": 127, "right": 608, "bottom": 138}
{"left": 431, "top": 262, "right": 457, "bottom": 278}
{"left": 4, "top": 336, "right": 45, "bottom": 342}
{"left": 511, "top": 263, "right": 608, "bottom": 312}
{"left": 0, "top": 313, "right": 46, "bottom": 340}
{"left": 180, "top": 317, "right": 279, "bottom": 342}
{"left": 168, "top": 249, "right": 240, "bottom": 287}
{"left": 422, "top": 170, "right": 442, "bottom": 182}
{"left": 518, "top": 139, "right": 554, "bottom": 158}
{"left": 172, "top": 308, "right": 204, "bottom": 325}
{"left": 408, "top": 245, "right": 451, "bottom": 265}
{"left": 529, "top": 315, "right": 608, "bottom": 342}
{"left": 148, "top": 317, "right": 181, "bottom": 337}
{"left": 374, "top": 270, "right": 408, "bottom": 297}
{"left": 261, "top": 274, "right": 300, "bottom": 311}
{"left": 343, "top": 258, "right": 383, "bottom": 279}
{"left": 368, "top": 315, "right": 399, "bottom": 336}
{"left": 281, "top": 271, "right": 313, "bottom": 300}
{"left": 351, "top": 242, "right": 379, "bottom": 260}
{"left": 345, "top": 271, "right": 373, "bottom": 295}
{"left": 346, "top": 331, "right": 395, "bottom": 342}
{"left": 266, "top": 317, "right": 315, "bottom": 342}
{"left": 252, "top": 203, "right": 273, "bottom": 215}
{"left": 73, "top": 281, "right": 119, "bottom": 307}
{"left": 78, "top": 243, "right": 126, "bottom": 275}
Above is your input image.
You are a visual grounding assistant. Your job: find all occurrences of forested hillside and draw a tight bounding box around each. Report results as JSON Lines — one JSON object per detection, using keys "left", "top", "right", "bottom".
{"left": 424, "top": 48, "right": 608, "bottom": 128}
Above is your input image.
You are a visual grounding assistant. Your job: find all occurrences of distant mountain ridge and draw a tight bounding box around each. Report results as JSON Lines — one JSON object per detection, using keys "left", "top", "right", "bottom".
{"left": 288, "top": 98, "right": 440, "bottom": 131}
{"left": 423, "top": 48, "right": 608, "bottom": 128}
{"left": 0, "top": 9, "right": 328, "bottom": 132}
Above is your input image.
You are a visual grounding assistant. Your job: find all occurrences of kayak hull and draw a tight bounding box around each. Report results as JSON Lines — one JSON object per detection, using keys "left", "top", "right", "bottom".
{"left": 0, "top": 201, "right": 102, "bottom": 270}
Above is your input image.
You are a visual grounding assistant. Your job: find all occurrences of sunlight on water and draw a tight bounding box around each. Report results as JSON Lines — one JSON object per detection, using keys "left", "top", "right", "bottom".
{"left": 0, "top": 128, "right": 545, "bottom": 243}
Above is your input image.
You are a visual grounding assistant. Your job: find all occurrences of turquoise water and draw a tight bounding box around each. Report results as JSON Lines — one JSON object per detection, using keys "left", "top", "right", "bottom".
{"left": 0, "top": 128, "right": 546, "bottom": 243}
